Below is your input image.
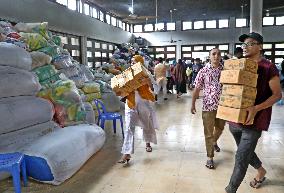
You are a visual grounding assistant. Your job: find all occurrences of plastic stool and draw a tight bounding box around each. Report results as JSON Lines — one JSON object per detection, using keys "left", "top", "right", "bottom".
{"left": 0, "top": 152, "right": 28, "bottom": 193}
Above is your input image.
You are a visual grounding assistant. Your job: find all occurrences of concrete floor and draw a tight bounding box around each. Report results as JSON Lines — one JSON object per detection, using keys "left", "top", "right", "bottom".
{"left": 1, "top": 92, "right": 284, "bottom": 193}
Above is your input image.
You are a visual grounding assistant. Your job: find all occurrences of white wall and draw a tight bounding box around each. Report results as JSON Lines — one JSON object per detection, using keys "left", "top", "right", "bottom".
{"left": 135, "top": 18, "right": 284, "bottom": 58}
{"left": 0, "top": 0, "right": 132, "bottom": 43}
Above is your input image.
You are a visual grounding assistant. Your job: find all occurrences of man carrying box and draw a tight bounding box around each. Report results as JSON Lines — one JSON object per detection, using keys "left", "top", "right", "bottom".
{"left": 225, "top": 32, "right": 282, "bottom": 193}
{"left": 191, "top": 48, "right": 225, "bottom": 169}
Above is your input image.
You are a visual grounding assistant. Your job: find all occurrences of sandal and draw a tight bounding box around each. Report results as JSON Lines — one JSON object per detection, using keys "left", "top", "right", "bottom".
{"left": 205, "top": 160, "right": 215, "bottom": 169}
{"left": 117, "top": 155, "right": 131, "bottom": 164}
{"left": 146, "top": 146, "right": 152, "bottom": 152}
{"left": 250, "top": 177, "right": 266, "bottom": 188}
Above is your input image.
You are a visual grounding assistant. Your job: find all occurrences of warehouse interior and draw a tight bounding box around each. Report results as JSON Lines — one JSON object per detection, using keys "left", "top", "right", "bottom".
{"left": 0, "top": 0, "right": 284, "bottom": 193}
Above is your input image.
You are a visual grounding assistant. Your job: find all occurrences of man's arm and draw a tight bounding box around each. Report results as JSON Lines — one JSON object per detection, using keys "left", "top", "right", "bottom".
{"left": 191, "top": 87, "right": 201, "bottom": 114}
{"left": 245, "top": 76, "right": 282, "bottom": 124}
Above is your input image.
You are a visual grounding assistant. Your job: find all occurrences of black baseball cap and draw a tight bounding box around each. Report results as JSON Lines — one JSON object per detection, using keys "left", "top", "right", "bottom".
{"left": 239, "top": 32, "right": 263, "bottom": 44}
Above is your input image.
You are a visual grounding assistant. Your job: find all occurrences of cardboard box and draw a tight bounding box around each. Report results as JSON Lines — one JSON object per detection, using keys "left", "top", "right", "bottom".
{"left": 220, "top": 70, "right": 258, "bottom": 87}
{"left": 219, "top": 95, "right": 255, "bottom": 108}
{"left": 224, "top": 58, "right": 258, "bottom": 73}
{"left": 221, "top": 84, "right": 257, "bottom": 99}
{"left": 110, "top": 62, "right": 151, "bottom": 97}
{"left": 216, "top": 105, "right": 253, "bottom": 124}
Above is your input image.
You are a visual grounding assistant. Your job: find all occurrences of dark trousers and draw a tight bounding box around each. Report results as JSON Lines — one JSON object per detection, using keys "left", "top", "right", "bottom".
{"left": 225, "top": 125, "right": 262, "bottom": 193}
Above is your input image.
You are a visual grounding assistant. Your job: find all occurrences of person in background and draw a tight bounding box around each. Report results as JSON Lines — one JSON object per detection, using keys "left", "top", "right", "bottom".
{"left": 191, "top": 58, "right": 203, "bottom": 88}
{"left": 191, "top": 48, "right": 225, "bottom": 169}
{"left": 154, "top": 57, "right": 168, "bottom": 101}
{"left": 233, "top": 47, "right": 243, "bottom": 59}
{"left": 118, "top": 55, "right": 158, "bottom": 164}
{"left": 225, "top": 32, "right": 282, "bottom": 193}
{"left": 165, "top": 58, "right": 174, "bottom": 94}
{"left": 173, "top": 59, "right": 187, "bottom": 98}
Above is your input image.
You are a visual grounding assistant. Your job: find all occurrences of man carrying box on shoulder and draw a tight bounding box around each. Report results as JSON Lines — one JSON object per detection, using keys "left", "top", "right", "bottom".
{"left": 225, "top": 32, "right": 282, "bottom": 193}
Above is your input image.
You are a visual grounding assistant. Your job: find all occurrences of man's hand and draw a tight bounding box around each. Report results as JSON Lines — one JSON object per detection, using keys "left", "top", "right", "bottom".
{"left": 191, "top": 105, "right": 197, "bottom": 114}
{"left": 244, "top": 106, "right": 258, "bottom": 125}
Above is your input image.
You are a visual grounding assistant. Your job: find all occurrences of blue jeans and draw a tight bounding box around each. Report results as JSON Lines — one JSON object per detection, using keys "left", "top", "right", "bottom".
{"left": 225, "top": 125, "right": 262, "bottom": 193}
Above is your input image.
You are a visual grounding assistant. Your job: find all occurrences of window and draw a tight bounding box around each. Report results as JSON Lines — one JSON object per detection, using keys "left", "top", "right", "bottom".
{"left": 167, "top": 54, "right": 175, "bottom": 58}
{"left": 167, "top": 22, "right": 176, "bottom": 30}
{"left": 87, "top": 51, "right": 92, "bottom": 57}
{"left": 219, "top": 19, "right": 229, "bottom": 28}
{"left": 219, "top": 45, "right": 229, "bottom": 50}
{"left": 134, "top": 25, "right": 143, "bottom": 33}
{"left": 156, "top": 54, "right": 164, "bottom": 58}
{"left": 167, "top": 47, "right": 175, "bottom": 51}
{"left": 109, "top": 53, "right": 113, "bottom": 57}
{"left": 206, "top": 20, "right": 216, "bottom": 28}
{"left": 118, "top": 20, "right": 123, "bottom": 28}
{"left": 56, "top": 0, "right": 67, "bottom": 6}
{"left": 275, "top": 51, "right": 284, "bottom": 55}
{"left": 92, "top": 8, "right": 97, "bottom": 18}
{"left": 264, "top": 51, "right": 271, "bottom": 55}
{"left": 156, "top": 47, "right": 164, "bottom": 52}
{"left": 71, "top": 38, "right": 79, "bottom": 45}
{"left": 102, "top": 53, "right": 107, "bottom": 57}
{"left": 87, "top": 41, "right": 92, "bottom": 48}
{"left": 182, "top": 46, "right": 191, "bottom": 51}
{"left": 194, "top": 46, "right": 203, "bottom": 51}
{"left": 122, "top": 22, "right": 126, "bottom": 30}
{"left": 95, "top": 52, "right": 101, "bottom": 57}
{"left": 236, "top": 18, "right": 247, "bottom": 27}
{"left": 95, "top": 42, "right": 100, "bottom": 48}
{"left": 155, "top": 23, "right": 164, "bottom": 31}
{"left": 111, "top": 17, "right": 117, "bottom": 26}
{"left": 84, "top": 3, "right": 90, "bottom": 16}
{"left": 102, "top": 44, "right": 107, "bottom": 50}
{"left": 79, "top": 0, "right": 82, "bottom": 13}
{"left": 67, "top": 0, "right": 76, "bottom": 11}
{"left": 60, "top": 36, "right": 68, "bottom": 44}
{"left": 194, "top": 21, "right": 204, "bottom": 29}
{"left": 88, "top": 62, "right": 93, "bottom": 68}
{"left": 182, "top": 21, "right": 192, "bottom": 30}
{"left": 275, "top": 58, "right": 283, "bottom": 64}
{"left": 276, "top": 16, "right": 284, "bottom": 25}
{"left": 206, "top": 46, "right": 216, "bottom": 50}
{"left": 144, "top": 24, "right": 154, "bottom": 32}
{"left": 99, "top": 11, "right": 104, "bottom": 22}
{"left": 183, "top": 54, "right": 192, "bottom": 57}
{"left": 275, "top": 43, "right": 284, "bottom": 48}
{"left": 106, "top": 14, "right": 111, "bottom": 24}
{"left": 72, "top": 50, "right": 80, "bottom": 56}
{"left": 263, "top": 17, "right": 274, "bottom": 25}
{"left": 126, "top": 24, "right": 130, "bottom": 32}
{"left": 109, "top": 45, "right": 114, "bottom": 50}
{"left": 263, "top": 44, "right": 272, "bottom": 49}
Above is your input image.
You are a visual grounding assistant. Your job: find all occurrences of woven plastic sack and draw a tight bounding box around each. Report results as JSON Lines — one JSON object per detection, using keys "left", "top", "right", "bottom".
{"left": 15, "top": 22, "right": 49, "bottom": 39}
{"left": 19, "top": 32, "right": 48, "bottom": 51}
{"left": 82, "top": 82, "right": 100, "bottom": 94}
{"left": 59, "top": 66, "right": 80, "bottom": 78}
{"left": 101, "top": 92, "right": 121, "bottom": 112}
{"left": 33, "top": 64, "right": 58, "bottom": 82}
{"left": 30, "top": 51, "right": 52, "bottom": 69}
{"left": 0, "top": 66, "right": 41, "bottom": 98}
{"left": 52, "top": 55, "right": 74, "bottom": 69}
{"left": 38, "top": 45, "right": 63, "bottom": 59}
{"left": 0, "top": 96, "right": 54, "bottom": 135}
{"left": 83, "top": 102, "right": 95, "bottom": 124}
{"left": 82, "top": 92, "right": 102, "bottom": 102}
{"left": 80, "top": 65, "right": 94, "bottom": 81}
{"left": 22, "top": 124, "right": 105, "bottom": 185}
{"left": 0, "top": 42, "right": 32, "bottom": 70}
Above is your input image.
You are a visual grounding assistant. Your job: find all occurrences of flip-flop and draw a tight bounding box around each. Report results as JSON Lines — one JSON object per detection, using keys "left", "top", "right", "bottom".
{"left": 250, "top": 177, "right": 266, "bottom": 188}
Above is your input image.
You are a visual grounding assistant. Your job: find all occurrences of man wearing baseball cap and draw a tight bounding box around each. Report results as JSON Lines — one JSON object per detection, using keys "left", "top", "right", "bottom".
{"left": 225, "top": 32, "right": 282, "bottom": 193}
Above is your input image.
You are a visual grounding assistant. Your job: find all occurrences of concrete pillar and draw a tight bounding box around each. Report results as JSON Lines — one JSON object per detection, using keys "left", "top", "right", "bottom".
{"left": 80, "top": 36, "right": 87, "bottom": 65}
{"left": 250, "top": 0, "right": 263, "bottom": 34}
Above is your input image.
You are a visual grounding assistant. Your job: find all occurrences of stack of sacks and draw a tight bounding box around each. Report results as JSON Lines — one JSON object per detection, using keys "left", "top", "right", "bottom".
{"left": 217, "top": 58, "right": 258, "bottom": 124}
{"left": 0, "top": 42, "right": 55, "bottom": 153}
{"left": 38, "top": 80, "right": 87, "bottom": 127}
{"left": 81, "top": 82, "right": 102, "bottom": 103}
